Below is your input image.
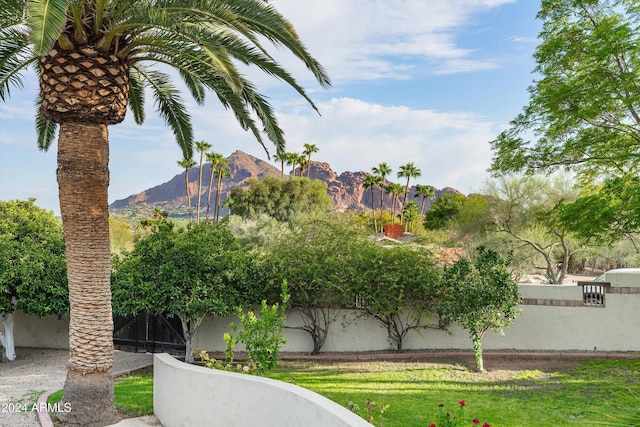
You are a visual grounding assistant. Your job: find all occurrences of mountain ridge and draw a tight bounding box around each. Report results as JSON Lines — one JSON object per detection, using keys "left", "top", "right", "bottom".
{"left": 108, "top": 150, "right": 462, "bottom": 218}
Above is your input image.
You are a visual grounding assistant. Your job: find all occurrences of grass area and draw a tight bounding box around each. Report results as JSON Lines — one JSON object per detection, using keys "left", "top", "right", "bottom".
{"left": 44, "top": 358, "right": 640, "bottom": 426}
{"left": 48, "top": 367, "right": 153, "bottom": 418}
{"left": 265, "top": 358, "right": 640, "bottom": 427}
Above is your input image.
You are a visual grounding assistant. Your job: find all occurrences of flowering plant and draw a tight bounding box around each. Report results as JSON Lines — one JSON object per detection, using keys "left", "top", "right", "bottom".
{"left": 428, "top": 400, "right": 490, "bottom": 427}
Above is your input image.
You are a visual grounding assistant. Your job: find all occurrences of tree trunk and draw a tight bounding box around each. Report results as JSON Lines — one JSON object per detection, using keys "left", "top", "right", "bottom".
{"left": 56, "top": 122, "right": 120, "bottom": 427}
{"left": 472, "top": 334, "right": 484, "bottom": 372}
{"left": 0, "top": 307, "right": 16, "bottom": 361}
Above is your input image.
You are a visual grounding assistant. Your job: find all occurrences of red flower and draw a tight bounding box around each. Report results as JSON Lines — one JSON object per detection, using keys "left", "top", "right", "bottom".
{"left": 483, "top": 423, "right": 491, "bottom": 427}
{"left": 459, "top": 400, "right": 466, "bottom": 406}
{"left": 473, "top": 419, "right": 480, "bottom": 424}
{"left": 429, "top": 424, "right": 436, "bottom": 427}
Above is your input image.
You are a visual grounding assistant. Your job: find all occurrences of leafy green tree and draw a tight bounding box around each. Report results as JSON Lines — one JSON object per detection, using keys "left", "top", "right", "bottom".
{"left": 228, "top": 176, "right": 333, "bottom": 222}
{"left": 112, "top": 221, "right": 255, "bottom": 364}
{"left": 484, "top": 174, "right": 580, "bottom": 284}
{"left": 1, "top": 1, "right": 329, "bottom": 422}
{"left": 437, "top": 246, "right": 521, "bottom": 372}
{"left": 490, "top": 0, "right": 640, "bottom": 240}
{"left": 261, "top": 213, "right": 370, "bottom": 353}
{"left": 423, "top": 193, "right": 468, "bottom": 230}
{"left": 349, "top": 243, "right": 442, "bottom": 352}
{"left": 553, "top": 176, "right": 640, "bottom": 251}
{"left": 0, "top": 199, "right": 68, "bottom": 361}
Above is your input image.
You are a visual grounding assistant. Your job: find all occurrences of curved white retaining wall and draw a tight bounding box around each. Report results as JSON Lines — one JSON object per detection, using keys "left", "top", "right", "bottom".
{"left": 153, "top": 353, "right": 371, "bottom": 427}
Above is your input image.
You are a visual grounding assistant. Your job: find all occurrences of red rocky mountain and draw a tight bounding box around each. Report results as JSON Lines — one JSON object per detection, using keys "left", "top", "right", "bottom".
{"left": 109, "top": 150, "right": 461, "bottom": 217}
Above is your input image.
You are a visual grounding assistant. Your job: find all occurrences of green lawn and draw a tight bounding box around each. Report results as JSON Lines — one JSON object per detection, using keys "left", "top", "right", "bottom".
{"left": 265, "top": 358, "right": 640, "bottom": 427}
{"left": 45, "top": 358, "right": 640, "bottom": 426}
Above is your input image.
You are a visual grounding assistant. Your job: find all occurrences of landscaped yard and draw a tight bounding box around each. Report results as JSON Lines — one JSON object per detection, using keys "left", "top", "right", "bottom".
{"left": 47, "top": 356, "right": 640, "bottom": 426}
{"left": 266, "top": 356, "right": 640, "bottom": 427}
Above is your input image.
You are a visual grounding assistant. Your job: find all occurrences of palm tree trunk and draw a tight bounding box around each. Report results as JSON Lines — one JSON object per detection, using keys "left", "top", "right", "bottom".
{"left": 185, "top": 170, "right": 192, "bottom": 223}
{"left": 214, "top": 171, "right": 223, "bottom": 223}
{"left": 370, "top": 187, "right": 378, "bottom": 233}
{"left": 56, "top": 122, "right": 120, "bottom": 427}
{"left": 205, "top": 167, "right": 215, "bottom": 224}
{"left": 196, "top": 153, "right": 205, "bottom": 223}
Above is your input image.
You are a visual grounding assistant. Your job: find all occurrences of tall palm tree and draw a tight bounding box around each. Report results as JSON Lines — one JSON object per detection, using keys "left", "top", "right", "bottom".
{"left": 205, "top": 151, "right": 224, "bottom": 223}
{"left": 386, "top": 182, "right": 405, "bottom": 225}
{"left": 285, "top": 152, "right": 299, "bottom": 178}
{"left": 195, "top": 140, "right": 212, "bottom": 223}
{"left": 0, "top": 2, "right": 330, "bottom": 425}
{"left": 303, "top": 143, "right": 319, "bottom": 177}
{"left": 398, "top": 162, "right": 422, "bottom": 205}
{"left": 178, "top": 158, "right": 196, "bottom": 223}
{"left": 414, "top": 184, "right": 435, "bottom": 217}
{"left": 398, "top": 162, "right": 422, "bottom": 224}
{"left": 372, "top": 163, "right": 392, "bottom": 222}
{"left": 362, "top": 174, "right": 382, "bottom": 232}
{"left": 214, "top": 158, "right": 232, "bottom": 223}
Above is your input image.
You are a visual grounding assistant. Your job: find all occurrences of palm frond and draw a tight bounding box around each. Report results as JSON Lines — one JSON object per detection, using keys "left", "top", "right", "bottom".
{"left": 35, "top": 97, "right": 58, "bottom": 151}
{"left": 0, "top": 27, "right": 36, "bottom": 102}
{"left": 138, "top": 67, "right": 193, "bottom": 159}
{"left": 128, "top": 65, "right": 146, "bottom": 124}
{"left": 179, "top": 69, "right": 206, "bottom": 105}
{"left": 227, "top": 0, "right": 331, "bottom": 88}
{"left": 0, "top": 0, "right": 25, "bottom": 29}
{"left": 27, "top": 0, "right": 69, "bottom": 56}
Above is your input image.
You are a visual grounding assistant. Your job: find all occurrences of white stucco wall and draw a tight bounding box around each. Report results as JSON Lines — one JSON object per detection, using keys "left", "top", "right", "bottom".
{"left": 9, "top": 270, "right": 640, "bottom": 354}
{"left": 12, "top": 311, "right": 69, "bottom": 349}
{"left": 153, "top": 353, "right": 371, "bottom": 427}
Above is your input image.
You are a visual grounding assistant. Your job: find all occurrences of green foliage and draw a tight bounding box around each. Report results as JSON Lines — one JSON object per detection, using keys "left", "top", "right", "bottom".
{"left": 489, "top": 0, "right": 640, "bottom": 238}
{"left": 349, "top": 242, "right": 442, "bottom": 352}
{"left": 109, "top": 215, "right": 134, "bottom": 254}
{"left": 111, "top": 220, "right": 257, "bottom": 363}
{"left": 423, "top": 193, "right": 468, "bottom": 230}
{"left": 112, "top": 221, "right": 252, "bottom": 320}
{"left": 437, "top": 246, "right": 521, "bottom": 371}
{"left": 228, "top": 283, "right": 290, "bottom": 375}
{"left": 260, "top": 212, "right": 370, "bottom": 353}
{"left": 227, "top": 176, "right": 333, "bottom": 222}
{"left": 0, "top": 199, "right": 68, "bottom": 317}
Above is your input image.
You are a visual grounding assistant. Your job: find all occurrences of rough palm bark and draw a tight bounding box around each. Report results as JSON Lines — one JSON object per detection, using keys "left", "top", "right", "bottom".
{"left": 55, "top": 122, "right": 119, "bottom": 426}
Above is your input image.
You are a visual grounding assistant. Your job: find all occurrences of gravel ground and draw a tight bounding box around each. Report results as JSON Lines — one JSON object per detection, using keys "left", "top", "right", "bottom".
{"left": 0, "top": 348, "right": 154, "bottom": 427}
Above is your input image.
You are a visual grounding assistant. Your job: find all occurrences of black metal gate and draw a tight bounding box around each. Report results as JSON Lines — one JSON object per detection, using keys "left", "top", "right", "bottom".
{"left": 113, "top": 312, "right": 186, "bottom": 355}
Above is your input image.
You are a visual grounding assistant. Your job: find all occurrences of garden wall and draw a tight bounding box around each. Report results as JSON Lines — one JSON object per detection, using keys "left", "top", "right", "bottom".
{"left": 153, "top": 353, "right": 371, "bottom": 427}
{"left": 10, "top": 269, "right": 640, "bottom": 354}
{"left": 193, "top": 269, "right": 640, "bottom": 353}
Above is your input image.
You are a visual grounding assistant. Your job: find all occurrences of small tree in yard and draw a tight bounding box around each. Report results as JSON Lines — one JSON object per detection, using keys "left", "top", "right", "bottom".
{"left": 227, "top": 282, "right": 290, "bottom": 375}
{"left": 112, "top": 220, "right": 254, "bottom": 363}
{"left": 261, "top": 213, "right": 370, "bottom": 354}
{"left": 0, "top": 199, "right": 68, "bottom": 361}
{"left": 437, "top": 246, "right": 521, "bottom": 372}
{"left": 350, "top": 242, "right": 443, "bottom": 353}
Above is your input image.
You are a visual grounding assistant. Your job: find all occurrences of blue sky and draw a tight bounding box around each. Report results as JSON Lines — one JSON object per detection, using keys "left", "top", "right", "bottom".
{"left": 0, "top": 0, "right": 542, "bottom": 216}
